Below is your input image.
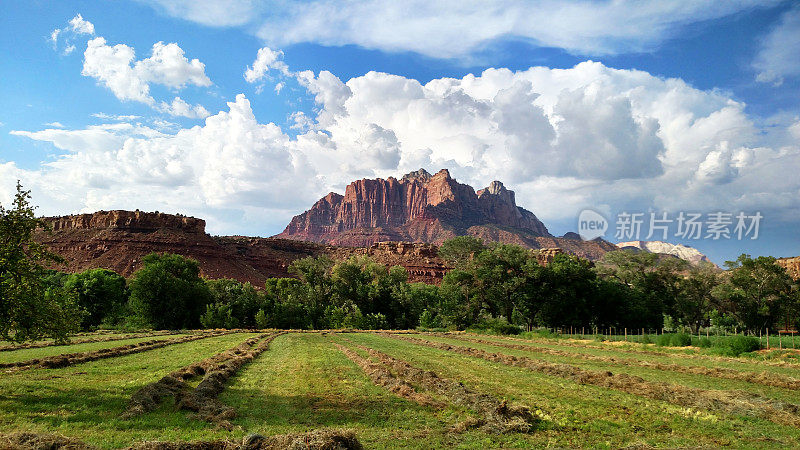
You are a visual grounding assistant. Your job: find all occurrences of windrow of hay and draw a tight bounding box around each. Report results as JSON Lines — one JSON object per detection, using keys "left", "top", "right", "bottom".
{"left": 125, "top": 332, "right": 286, "bottom": 430}
{"left": 474, "top": 332, "right": 800, "bottom": 369}
{"left": 437, "top": 333, "right": 800, "bottom": 391}
{"left": 334, "top": 342, "right": 444, "bottom": 408}
{"left": 386, "top": 333, "right": 800, "bottom": 428}
{"left": 179, "top": 332, "right": 287, "bottom": 429}
{"left": 0, "top": 429, "right": 362, "bottom": 450}
{"left": 0, "top": 332, "right": 230, "bottom": 371}
{"left": 347, "top": 340, "right": 538, "bottom": 434}
{"left": 0, "top": 331, "right": 181, "bottom": 352}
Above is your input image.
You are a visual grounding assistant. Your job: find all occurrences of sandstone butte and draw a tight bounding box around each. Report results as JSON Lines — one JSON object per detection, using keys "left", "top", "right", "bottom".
{"left": 276, "top": 168, "right": 617, "bottom": 259}
{"left": 32, "top": 169, "right": 640, "bottom": 285}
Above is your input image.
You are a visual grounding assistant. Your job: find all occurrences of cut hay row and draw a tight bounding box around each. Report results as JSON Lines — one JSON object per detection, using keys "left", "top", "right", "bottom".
{"left": 0, "top": 332, "right": 229, "bottom": 371}
{"left": 386, "top": 333, "right": 800, "bottom": 428}
{"left": 334, "top": 342, "right": 443, "bottom": 408}
{"left": 125, "top": 331, "right": 286, "bottom": 430}
{"left": 475, "top": 333, "right": 800, "bottom": 369}
{"left": 351, "top": 339, "right": 538, "bottom": 433}
{"left": 0, "top": 429, "right": 362, "bottom": 449}
{"left": 336, "top": 338, "right": 537, "bottom": 433}
{"left": 436, "top": 333, "right": 800, "bottom": 391}
{"left": 0, "top": 330, "right": 181, "bottom": 352}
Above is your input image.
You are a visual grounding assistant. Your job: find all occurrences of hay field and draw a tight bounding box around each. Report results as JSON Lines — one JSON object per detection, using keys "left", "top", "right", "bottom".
{"left": 2, "top": 331, "right": 800, "bottom": 448}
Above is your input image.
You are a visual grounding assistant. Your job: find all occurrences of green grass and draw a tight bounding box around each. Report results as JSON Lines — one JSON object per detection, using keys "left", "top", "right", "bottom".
{"left": 0, "top": 333, "right": 259, "bottom": 448}
{"left": 2, "top": 331, "right": 800, "bottom": 448}
{"left": 0, "top": 334, "right": 190, "bottom": 364}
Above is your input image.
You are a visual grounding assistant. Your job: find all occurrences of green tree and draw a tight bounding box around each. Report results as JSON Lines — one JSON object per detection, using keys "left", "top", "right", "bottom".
{"left": 713, "top": 254, "right": 794, "bottom": 332}
{"left": 128, "top": 253, "right": 211, "bottom": 329}
{"left": 675, "top": 262, "right": 719, "bottom": 332}
{"left": 438, "top": 236, "right": 485, "bottom": 268}
{"left": 64, "top": 268, "right": 128, "bottom": 329}
{"left": 288, "top": 256, "right": 333, "bottom": 329}
{"left": 0, "top": 182, "right": 81, "bottom": 342}
{"left": 204, "top": 278, "right": 262, "bottom": 328}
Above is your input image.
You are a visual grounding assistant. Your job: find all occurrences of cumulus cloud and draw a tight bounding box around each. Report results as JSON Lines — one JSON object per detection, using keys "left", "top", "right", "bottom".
{"left": 753, "top": 6, "right": 800, "bottom": 86}
{"left": 244, "top": 47, "right": 290, "bottom": 83}
{"left": 9, "top": 60, "right": 800, "bottom": 236}
{"left": 82, "top": 37, "right": 211, "bottom": 116}
{"left": 141, "top": 0, "right": 779, "bottom": 58}
{"left": 159, "top": 97, "right": 211, "bottom": 119}
{"left": 50, "top": 14, "right": 95, "bottom": 54}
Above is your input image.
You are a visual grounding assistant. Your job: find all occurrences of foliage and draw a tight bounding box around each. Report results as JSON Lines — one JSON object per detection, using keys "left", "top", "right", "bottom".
{"left": 64, "top": 268, "right": 128, "bottom": 329}
{"left": 437, "top": 235, "right": 485, "bottom": 267}
{"left": 128, "top": 253, "right": 211, "bottom": 329}
{"left": 713, "top": 335, "right": 761, "bottom": 356}
{"left": 202, "top": 279, "right": 263, "bottom": 328}
{"left": 0, "top": 182, "right": 81, "bottom": 342}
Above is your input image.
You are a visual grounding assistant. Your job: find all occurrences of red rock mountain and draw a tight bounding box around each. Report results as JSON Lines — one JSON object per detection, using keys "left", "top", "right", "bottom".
{"left": 35, "top": 210, "right": 451, "bottom": 285}
{"left": 276, "top": 168, "right": 616, "bottom": 259}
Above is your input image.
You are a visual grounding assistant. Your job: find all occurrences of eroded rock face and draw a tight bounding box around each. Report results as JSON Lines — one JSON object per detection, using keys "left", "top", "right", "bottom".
{"left": 34, "top": 211, "right": 450, "bottom": 284}
{"left": 777, "top": 257, "right": 800, "bottom": 280}
{"left": 278, "top": 168, "right": 551, "bottom": 245}
{"left": 46, "top": 210, "right": 205, "bottom": 234}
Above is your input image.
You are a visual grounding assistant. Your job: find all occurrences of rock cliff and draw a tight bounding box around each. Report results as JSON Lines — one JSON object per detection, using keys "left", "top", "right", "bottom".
{"left": 616, "top": 240, "right": 715, "bottom": 266}
{"left": 35, "top": 211, "right": 451, "bottom": 284}
{"left": 278, "top": 168, "right": 551, "bottom": 244}
{"left": 277, "top": 168, "right": 617, "bottom": 258}
{"left": 777, "top": 256, "right": 800, "bottom": 280}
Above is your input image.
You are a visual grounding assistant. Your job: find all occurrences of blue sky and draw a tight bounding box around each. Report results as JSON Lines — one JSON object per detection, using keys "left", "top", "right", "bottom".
{"left": 1, "top": 1, "right": 799, "bottom": 264}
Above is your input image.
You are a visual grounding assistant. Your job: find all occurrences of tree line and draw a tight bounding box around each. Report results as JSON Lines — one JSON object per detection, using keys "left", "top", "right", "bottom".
{"left": 2, "top": 183, "right": 799, "bottom": 341}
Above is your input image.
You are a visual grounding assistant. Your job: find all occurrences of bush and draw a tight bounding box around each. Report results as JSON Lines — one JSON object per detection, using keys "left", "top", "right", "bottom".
{"left": 714, "top": 335, "right": 761, "bottom": 356}
{"left": 418, "top": 309, "right": 442, "bottom": 329}
{"left": 698, "top": 337, "right": 712, "bottom": 348}
{"left": 671, "top": 333, "right": 693, "bottom": 347}
{"left": 467, "top": 317, "right": 520, "bottom": 335}
{"left": 656, "top": 333, "right": 692, "bottom": 347}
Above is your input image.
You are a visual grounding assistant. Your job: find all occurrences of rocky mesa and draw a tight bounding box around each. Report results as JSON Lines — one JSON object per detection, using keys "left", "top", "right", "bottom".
{"left": 276, "top": 168, "right": 616, "bottom": 259}
{"left": 35, "top": 210, "right": 452, "bottom": 285}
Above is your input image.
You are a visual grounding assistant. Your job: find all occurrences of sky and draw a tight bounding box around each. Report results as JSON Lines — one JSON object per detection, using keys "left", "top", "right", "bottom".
{"left": 1, "top": 0, "right": 799, "bottom": 265}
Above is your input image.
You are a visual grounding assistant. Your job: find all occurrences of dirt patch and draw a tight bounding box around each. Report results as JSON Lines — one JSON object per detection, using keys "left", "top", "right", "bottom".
{"left": 125, "top": 332, "right": 287, "bottom": 430}
{"left": 337, "top": 338, "right": 536, "bottom": 434}
{"left": 386, "top": 333, "right": 800, "bottom": 428}
{"left": 1, "top": 332, "right": 230, "bottom": 372}
{"left": 439, "top": 333, "right": 800, "bottom": 391}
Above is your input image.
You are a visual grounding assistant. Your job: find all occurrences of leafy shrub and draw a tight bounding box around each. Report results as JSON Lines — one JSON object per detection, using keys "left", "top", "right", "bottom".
{"left": 656, "top": 333, "right": 692, "bottom": 347}
{"left": 640, "top": 334, "right": 653, "bottom": 344}
{"left": 698, "top": 337, "right": 712, "bottom": 348}
{"left": 467, "top": 317, "right": 520, "bottom": 335}
{"left": 418, "top": 309, "right": 442, "bottom": 329}
{"left": 714, "top": 335, "right": 761, "bottom": 356}
{"left": 671, "top": 333, "right": 693, "bottom": 347}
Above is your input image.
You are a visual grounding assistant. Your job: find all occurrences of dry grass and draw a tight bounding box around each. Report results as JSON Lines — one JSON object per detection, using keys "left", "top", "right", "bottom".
{"left": 337, "top": 337, "right": 537, "bottom": 434}
{"left": 388, "top": 333, "right": 800, "bottom": 428}
{"left": 126, "top": 332, "right": 287, "bottom": 430}
{"left": 441, "top": 333, "right": 800, "bottom": 391}
{"left": 0, "top": 332, "right": 230, "bottom": 371}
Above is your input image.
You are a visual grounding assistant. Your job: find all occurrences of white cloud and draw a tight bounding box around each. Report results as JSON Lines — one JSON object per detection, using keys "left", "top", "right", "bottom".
{"left": 142, "top": 0, "right": 780, "bottom": 58}
{"left": 753, "top": 6, "right": 800, "bottom": 86}
{"left": 43, "top": 122, "right": 65, "bottom": 128}
{"left": 50, "top": 14, "right": 95, "bottom": 54}
{"left": 135, "top": 41, "right": 212, "bottom": 89}
{"left": 158, "top": 97, "right": 211, "bottom": 119}
{"left": 244, "top": 47, "right": 290, "bottom": 83}
{"left": 9, "top": 60, "right": 800, "bottom": 237}
{"left": 82, "top": 37, "right": 211, "bottom": 117}
{"left": 92, "top": 113, "right": 142, "bottom": 121}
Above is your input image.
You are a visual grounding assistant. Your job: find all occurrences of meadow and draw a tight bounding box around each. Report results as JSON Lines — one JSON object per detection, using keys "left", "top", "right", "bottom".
{"left": 2, "top": 330, "right": 800, "bottom": 449}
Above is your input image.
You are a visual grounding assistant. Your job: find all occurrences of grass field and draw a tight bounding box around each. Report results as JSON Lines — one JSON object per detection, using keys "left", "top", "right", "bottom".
{"left": 2, "top": 331, "right": 800, "bottom": 448}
